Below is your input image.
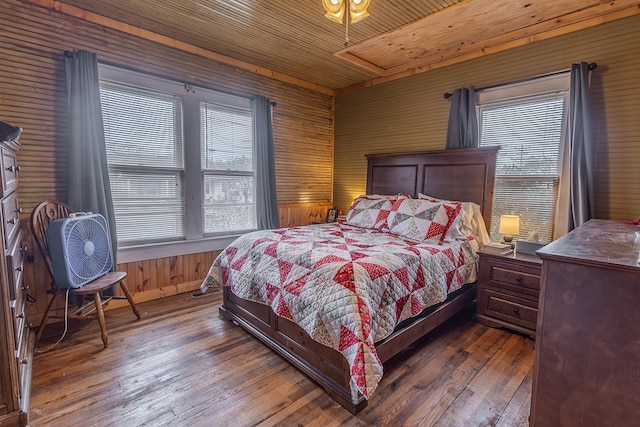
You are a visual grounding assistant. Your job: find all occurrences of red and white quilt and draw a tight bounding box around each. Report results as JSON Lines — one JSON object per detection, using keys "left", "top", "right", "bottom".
{"left": 201, "top": 222, "right": 479, "bottom": 400}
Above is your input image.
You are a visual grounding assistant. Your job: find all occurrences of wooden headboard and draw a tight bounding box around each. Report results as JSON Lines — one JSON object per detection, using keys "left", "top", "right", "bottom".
{"left": 366, "top": 146, "right": 499, "bottom": 230}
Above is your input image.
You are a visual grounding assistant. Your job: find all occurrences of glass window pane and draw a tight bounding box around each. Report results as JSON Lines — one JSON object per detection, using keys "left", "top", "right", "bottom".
{"left": 101, "top": 82, "right": 184, "bottom": 169}
{"left": 109, "top": 170, "right": 185, "bottom": 244}
{"left": 201, "top": 102, "right": 253, "bottom": 172}
{"left": 204, "top": 175, "right": 255, "bottom": 233}
{"left": 480, "top": 96, "right": 564, "bottom": 177}
{"left": 489, "top": 178, "right": 558, "bottom": 244}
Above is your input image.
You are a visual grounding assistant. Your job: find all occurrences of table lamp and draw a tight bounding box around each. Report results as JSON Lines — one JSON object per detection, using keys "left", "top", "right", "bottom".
{"left": 499, "top": 214, "right": 520, "bottom": 246}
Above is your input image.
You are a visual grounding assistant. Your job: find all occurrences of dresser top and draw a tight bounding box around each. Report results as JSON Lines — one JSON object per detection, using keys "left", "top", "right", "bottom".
{"left": 536, "top": 219, "right": 640, "bottom": 272}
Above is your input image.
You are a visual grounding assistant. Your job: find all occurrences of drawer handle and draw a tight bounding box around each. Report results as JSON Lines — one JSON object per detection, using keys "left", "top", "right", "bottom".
{"left": 17, "top": 312, "right": 24, "bottom": 319}
{"left": 513, "top": 308, "right": 520, "bottom": 314}
{"left": 6, "top": 165, "right": 15, "bottom": 172}
{"left": 20, "top": 359, "right": 27, "bottom": 365}
{"left": 14, "top": 207, "right": 22, "bottom": 214}
{"left": 20, "top": 245, "right": 28, "bottom": 253}
{"left": 21, "top": 284, "right": 29, "bottom": 291}
{"left": 515, "top": 276, "right": 522, "bottom": 281}
{"left": 16, "top": 265, "right": 23, "bottom": 272}
{"left": 6, "top": 218, "right": 15, "bottom": 225}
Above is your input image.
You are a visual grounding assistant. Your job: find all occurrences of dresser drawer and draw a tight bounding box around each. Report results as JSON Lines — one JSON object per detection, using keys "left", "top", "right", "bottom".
{"left": 480, "top": 288, "right": 538, "bottom": 331}
{"left": 0, "top": 146, "right": 19, "bottom": 198}
{"left": 1, "top": 191, "right": 20, "bottom": 249}
{"left": 11, "top": 295, "right": 26, "bottom": 354}
{"left": 6, "top": 231, "right": 24, "bottom": 299}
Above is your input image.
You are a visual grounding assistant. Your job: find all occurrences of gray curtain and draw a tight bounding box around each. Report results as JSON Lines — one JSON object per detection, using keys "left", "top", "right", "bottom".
{"left": 445, "top": 86, "right": 479, "bottom": 149}
{"left": 65, "top": 50, "right": 118, "bottom": 267}
{"left": 567, "top": 62, "right": 595, "bottom": 231}
{"left": 253, "top": 95, "right": 279, "bottom": 229}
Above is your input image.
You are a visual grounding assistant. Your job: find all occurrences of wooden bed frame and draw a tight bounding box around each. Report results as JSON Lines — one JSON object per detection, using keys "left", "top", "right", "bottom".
{"left": 219, "top": 146, "right": 499, "bottom": 414}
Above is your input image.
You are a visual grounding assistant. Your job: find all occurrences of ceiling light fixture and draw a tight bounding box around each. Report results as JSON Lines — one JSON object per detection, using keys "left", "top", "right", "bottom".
{"left": 322, "top": 0, "right": 370, "bottom": 46}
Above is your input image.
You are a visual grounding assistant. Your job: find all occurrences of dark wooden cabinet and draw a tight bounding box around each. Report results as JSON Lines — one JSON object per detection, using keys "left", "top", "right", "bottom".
{"left": 476, "top": 250, "right": 542, "bottom": 338}
{"left": 0, "top": 135, "right": 32, "bottom": 427}
{"left": 531, "top": 219, "right": 640, "bottom": 427}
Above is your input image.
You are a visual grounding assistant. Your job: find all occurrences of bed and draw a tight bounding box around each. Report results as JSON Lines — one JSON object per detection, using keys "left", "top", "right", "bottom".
{"left": 201, "top": 146, "right": 498, "bottom": 414}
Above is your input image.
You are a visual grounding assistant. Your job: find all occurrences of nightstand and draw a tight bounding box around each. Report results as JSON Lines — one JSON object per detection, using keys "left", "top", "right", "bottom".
{"left": 475, "top": 249, "right": 542, "bottom": 338}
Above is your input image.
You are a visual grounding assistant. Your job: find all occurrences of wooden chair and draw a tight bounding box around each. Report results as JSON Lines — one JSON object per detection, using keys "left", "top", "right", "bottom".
{"left": 30, "top": 200, "right": 141, "bottom": 348}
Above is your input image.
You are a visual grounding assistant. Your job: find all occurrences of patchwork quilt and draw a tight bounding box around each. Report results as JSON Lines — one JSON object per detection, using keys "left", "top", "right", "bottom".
{"left": 201, "top": 222, "right": 479, "bottom": 400}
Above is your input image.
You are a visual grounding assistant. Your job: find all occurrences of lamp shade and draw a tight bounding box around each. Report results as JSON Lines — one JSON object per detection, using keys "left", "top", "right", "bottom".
{"left": 322, "top": 0, "right": 346, "bottom": 23}
{"left": 499, "top": 215, "right": 520, "bottom": 236}
{"left": 349, "top": 0, "right": 370, "bottom": 22}
{"left": 323, "top": 0, "right": 370, "bottom": 24}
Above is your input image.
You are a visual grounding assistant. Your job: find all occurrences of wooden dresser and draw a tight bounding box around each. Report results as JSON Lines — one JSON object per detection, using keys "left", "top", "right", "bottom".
{"left": 531, "top": 219, "right": 640, "bottom": 427}
{"left": 476, "top": 250, "right": 542, "bottom": 338}
{"left": 0, "top": 133, "right": 32, "bottom": 427}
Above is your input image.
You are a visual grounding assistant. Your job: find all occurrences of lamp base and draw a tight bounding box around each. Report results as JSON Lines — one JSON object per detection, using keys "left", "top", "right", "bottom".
{"left": 502, "top": 236, "right": 515, "bottom": 249}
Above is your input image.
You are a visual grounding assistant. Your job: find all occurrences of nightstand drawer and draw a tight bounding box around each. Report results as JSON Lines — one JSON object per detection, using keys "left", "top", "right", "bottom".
{"left": 481, "top": 289, "right": 538, "bottom": 331}
{"left": 489, "top": 265, "right": 540, "bottom": 291}
{"left": 476, "top": 250, "right": 542, "bottom": 336}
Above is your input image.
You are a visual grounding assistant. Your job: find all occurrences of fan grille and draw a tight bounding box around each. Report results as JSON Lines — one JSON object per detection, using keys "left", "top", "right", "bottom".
{"left": 64, "top": 216, "right": 111, "bottom": 281}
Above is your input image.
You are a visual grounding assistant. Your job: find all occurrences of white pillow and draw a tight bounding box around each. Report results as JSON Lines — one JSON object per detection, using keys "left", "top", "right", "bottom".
{"left": 418, "top": 193, "right": 490, "bottom": 245}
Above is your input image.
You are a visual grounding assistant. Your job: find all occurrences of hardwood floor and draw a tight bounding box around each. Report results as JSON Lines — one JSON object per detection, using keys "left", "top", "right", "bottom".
{"left": 29, "top": 290, "right": 533, "bottom": 426}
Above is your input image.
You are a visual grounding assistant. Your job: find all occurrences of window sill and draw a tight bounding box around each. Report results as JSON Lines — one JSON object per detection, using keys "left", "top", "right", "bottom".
{"left": 117, "top": 235, "right": 241, "bottom": 264}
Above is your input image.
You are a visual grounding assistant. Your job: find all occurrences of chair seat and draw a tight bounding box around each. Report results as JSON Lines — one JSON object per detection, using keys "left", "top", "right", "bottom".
{"left": 70, "top": 272, "right": 128, "bottom": 295}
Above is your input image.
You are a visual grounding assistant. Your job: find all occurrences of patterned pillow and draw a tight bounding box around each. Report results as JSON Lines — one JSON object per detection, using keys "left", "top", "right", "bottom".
{"left": 418, "top": 193, "right": 489, "bottom": 244}
{"left": 345, "top": 195, "right": 406, "bottom": 230}
{"left": 387, "top": 197, "right": 462, "bottom": 244}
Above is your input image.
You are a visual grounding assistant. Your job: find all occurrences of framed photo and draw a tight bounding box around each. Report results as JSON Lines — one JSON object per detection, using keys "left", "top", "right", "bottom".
{"left": 326, "top": 207, "right": 337, "bottom": 223}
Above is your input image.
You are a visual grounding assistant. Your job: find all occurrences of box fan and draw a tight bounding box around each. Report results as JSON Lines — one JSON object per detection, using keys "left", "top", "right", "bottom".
{"left": 47, "top": 213, "right": 113, "bottom": 289}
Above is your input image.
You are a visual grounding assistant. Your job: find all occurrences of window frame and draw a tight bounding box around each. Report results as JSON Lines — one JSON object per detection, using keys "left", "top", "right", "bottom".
{"left": 477, "top": 73, "right": 570, "bottom": 243}
{"left": 98, "top": 64, "right": 256, "bottom": 263}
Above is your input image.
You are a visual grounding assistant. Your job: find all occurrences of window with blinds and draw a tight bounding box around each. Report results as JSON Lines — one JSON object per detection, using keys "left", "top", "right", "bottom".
{"left": 101, "top": 81, "right": 185, "bottom": 244}
{"left": 98, "top": 65, "right": 256, "bottom": 248}
{"left": 478, "top": 76, "right": 569, "bottom": 243}
{"left": 201, "top": 102, "right": 256, "bottom": 233}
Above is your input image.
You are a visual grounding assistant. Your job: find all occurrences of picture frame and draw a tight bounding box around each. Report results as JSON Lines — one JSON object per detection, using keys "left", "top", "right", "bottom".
{"left": 326, "top": 207, "right": 337, "bottom": 223}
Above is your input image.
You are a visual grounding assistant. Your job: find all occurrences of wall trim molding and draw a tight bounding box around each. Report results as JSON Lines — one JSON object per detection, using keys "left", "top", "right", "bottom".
{"left": 22, "top": 0, "right": 335, "bottom": 96}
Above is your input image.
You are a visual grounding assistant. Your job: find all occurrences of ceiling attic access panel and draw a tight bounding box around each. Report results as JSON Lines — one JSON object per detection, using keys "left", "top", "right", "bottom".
{"left": 335, "top": 0, "right": 636, "bottom": 77}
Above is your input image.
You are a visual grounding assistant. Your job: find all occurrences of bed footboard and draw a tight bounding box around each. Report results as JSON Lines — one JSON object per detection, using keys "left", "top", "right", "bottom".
{"left": 219, "top": 286, "right": 366, "bottom": 414}
{"left": 219, "top": 283, "right": 476, "bottom": 414}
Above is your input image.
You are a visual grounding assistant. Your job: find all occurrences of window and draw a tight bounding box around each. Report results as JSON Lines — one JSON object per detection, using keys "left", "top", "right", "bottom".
{"left": 201, "top": 102, "right": 255, "bottom": 233}
{"left": 100, "top": 82, "right": 185, "bottom": 243}
{"left": 99, "top": 65, "right": 255, "bottom": 251}
{"left": 478, "top": 74, "right": 569, "bottom": 243}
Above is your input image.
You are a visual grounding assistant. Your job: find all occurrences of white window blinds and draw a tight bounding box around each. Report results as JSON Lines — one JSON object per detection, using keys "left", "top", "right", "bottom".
{"left": 479, "top": 85, "right": 568, "bottom": 243}
{"left": 100, "top": 81, "right": 185, "bottom": 244}
{"left": 201, "top": 102, "right": 256, "bottom": 234}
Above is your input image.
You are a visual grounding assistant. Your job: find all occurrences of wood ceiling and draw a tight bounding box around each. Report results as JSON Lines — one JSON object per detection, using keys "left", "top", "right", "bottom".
{"left": 26, "top": 0, "right": 640, "bottom": 94}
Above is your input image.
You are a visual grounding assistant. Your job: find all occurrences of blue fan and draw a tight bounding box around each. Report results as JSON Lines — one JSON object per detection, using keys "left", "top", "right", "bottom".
{"left": 47, "top": 213, "right": 113, "bottom": 289}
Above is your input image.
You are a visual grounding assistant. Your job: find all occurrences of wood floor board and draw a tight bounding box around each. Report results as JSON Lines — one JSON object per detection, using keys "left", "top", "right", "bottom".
{"left": 399, "top": 329, "right": 512, "bottom": 427}
{"left": 431, "top": 334, "right": 535, "bottom": 427}
{"left": 29, "top": 290, "right": 533, "bottom": 426}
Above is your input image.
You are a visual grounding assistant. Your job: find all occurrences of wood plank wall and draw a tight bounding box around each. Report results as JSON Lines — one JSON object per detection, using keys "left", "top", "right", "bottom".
{"left": 0, "top": 0, "right": 334, "bottom": 323}
{"left": 23, "top": 200, "right": 333, "bottom": 323}
{"left": 334, "top": 14, "right": 640, "bottom": 224}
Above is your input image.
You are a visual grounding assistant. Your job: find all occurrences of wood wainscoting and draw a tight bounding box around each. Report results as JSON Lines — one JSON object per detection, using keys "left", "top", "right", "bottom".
{"left": 22, "top": 201, "right": 333, "bottom": 329}
{"left": 278, "top": 202, "right": 334, "bottom": 227}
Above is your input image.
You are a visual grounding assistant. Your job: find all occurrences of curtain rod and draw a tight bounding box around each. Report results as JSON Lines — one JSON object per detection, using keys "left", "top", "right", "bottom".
{"left": 64, "top": 50, "right": 276, "bottom": 106}
{"left": 443, "top": 62, "right": 598, "bottom": 99}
